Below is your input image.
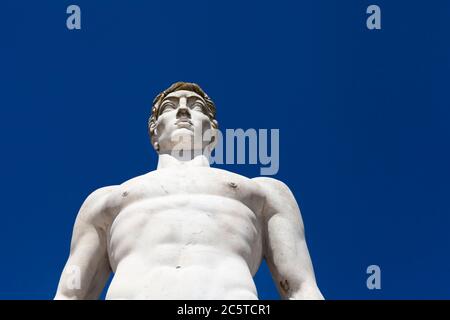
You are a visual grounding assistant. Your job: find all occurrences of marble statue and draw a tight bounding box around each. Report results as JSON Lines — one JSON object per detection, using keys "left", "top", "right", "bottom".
{"left": 54, "top": 82, "right": 324, "bottom": 300}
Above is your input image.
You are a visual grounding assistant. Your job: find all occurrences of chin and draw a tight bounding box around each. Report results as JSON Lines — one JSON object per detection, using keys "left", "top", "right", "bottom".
{"left": 167, "top": 132, "right": 193, "bottom": 149}
{"left": 171, "top": 129, "right": 194, "bottom": 141}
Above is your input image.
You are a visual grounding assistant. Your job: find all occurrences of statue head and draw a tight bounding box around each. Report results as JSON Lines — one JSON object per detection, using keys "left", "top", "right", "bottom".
{"left": 148, "top": 82, "right": 219, "bottom": 155}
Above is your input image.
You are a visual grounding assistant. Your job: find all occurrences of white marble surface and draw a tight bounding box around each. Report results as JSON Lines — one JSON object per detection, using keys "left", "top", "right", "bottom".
{"left": 54, "top": 87, "right": 324, "bottom": 300}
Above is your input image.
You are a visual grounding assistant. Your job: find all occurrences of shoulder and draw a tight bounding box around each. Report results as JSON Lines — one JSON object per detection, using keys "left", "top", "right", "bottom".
{"left": 119, "top": 170, "right": 160, "bottom": 188}
{"left": 252, "top": 177, "right": 294, "bottom": 198}
{"left": 208, "top": 167, "right": 261, "bottom": 191}
{"left": 251, "top": 177, "right": 301, "bottom": 219}
{"left": 76, "top": 185, "right": 118, "bottom": 226}
{"left": 81, "top": 171, "right": 155, "bottom": 208}
{"left": 82, "top": 185, "right": 118, "bottom": 208}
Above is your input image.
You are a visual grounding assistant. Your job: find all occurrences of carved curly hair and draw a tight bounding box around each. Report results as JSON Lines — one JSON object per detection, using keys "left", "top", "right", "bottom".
{"left": 148, "top": 82, "right": 218, "bottom": 142}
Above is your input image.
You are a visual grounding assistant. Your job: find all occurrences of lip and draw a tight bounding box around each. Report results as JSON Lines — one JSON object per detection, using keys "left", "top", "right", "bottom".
{"left": 175, "top": 119, "right": 193, "bottom": 126}
{"left": 176, "top": 123, "right": 194, "bottom": 131}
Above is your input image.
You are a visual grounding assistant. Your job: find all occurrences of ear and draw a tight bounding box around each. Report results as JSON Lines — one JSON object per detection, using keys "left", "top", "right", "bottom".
{"left": 151, "top": 126, "right": 160, "bottom": 152}
{"left": 153, "top": 141, "right": 160, "bottom": 152}
{"left": 206, "top": 127, "right": 218, "bottom": 151}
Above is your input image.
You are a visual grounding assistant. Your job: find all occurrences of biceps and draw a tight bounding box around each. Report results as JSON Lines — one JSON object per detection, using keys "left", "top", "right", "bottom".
{"left": 265, "top": 215, "right": 315, "bottom": 287}
{"left": 71, "top": 223, "right": 106, "bottom": 255}
{"left": 265, "top": 213, "right": 304, "bottom": 259}
{"left": 70, "top": 224, "right": 109, "bottom": 275}
{"left": 57, "top": 225, "right": 109, "bottom": 298}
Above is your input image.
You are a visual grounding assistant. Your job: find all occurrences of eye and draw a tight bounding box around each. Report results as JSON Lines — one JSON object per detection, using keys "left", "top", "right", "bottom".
{"left": 191, "top": 102, "right": 204, "bottom": 112}
{"left": 160, "top": 102, "right": 175, "bottom": 114}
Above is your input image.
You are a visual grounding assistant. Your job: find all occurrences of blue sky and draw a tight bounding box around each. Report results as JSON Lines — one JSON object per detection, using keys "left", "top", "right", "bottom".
{"left": 1, "top": 0, "right": 449, "bottom": 299}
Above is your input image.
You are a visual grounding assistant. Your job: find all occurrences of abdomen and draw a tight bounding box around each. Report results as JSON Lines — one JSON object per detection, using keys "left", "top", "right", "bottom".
{"left": 105, "top": 194, "right": 263, "bottom": 299}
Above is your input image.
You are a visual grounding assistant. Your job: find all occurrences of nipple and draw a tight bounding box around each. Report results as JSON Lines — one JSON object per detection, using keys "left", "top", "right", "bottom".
{"left": 228, "top": 182, "right": 238, "bottom": 189}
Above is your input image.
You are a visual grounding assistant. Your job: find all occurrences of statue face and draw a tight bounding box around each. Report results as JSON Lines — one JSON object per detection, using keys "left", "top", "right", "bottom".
{"left": 154, "top": 90, "right": 215, "bottom": 153}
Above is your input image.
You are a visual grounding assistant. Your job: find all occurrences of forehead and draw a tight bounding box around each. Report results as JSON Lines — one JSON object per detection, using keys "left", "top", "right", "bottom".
{"left": 164, "top": 90, "right": 203, "bottom": 100}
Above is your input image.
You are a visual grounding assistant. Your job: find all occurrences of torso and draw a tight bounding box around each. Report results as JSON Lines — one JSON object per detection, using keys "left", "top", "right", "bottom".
{"left": 101, "top": 166, "right": 266, "bottom": 299}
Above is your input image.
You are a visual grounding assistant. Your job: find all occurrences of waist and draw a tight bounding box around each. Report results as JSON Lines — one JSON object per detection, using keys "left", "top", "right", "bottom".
{"left": 106, "top": 256, "right": 258, "bottom": 299}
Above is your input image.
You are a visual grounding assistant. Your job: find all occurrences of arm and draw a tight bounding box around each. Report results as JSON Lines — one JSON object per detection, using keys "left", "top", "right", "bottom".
{"left": 54, "top": 186, "right": 115, "bottom": 300}
{"left": 253, "top": 177, "right": 324, "bottom": 300}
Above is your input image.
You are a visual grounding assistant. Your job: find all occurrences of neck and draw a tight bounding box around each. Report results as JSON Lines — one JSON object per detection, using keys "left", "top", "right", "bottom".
{"left": 156, "top": 151, "right": 211, "bottom": 170}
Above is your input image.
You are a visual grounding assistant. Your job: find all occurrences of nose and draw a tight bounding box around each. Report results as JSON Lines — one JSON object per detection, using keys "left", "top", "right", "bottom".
{"left": 176, "top": 100, "right": 191, "bottom": 118}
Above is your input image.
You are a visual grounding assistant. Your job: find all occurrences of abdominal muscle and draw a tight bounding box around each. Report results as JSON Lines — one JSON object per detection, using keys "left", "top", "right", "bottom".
{"left": 105, "top": 250, "right": 259, "bottom": 300}
{"left": 104, "top": 194, "right": 262, "bottom": 300}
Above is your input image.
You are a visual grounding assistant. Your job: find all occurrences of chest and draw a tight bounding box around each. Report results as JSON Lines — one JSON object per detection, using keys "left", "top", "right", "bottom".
{"left": 118, "top": 168, "right": 264, "bottom": 214}
{"left": 105, "top": 169, "right": 266, "bottom": 271}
